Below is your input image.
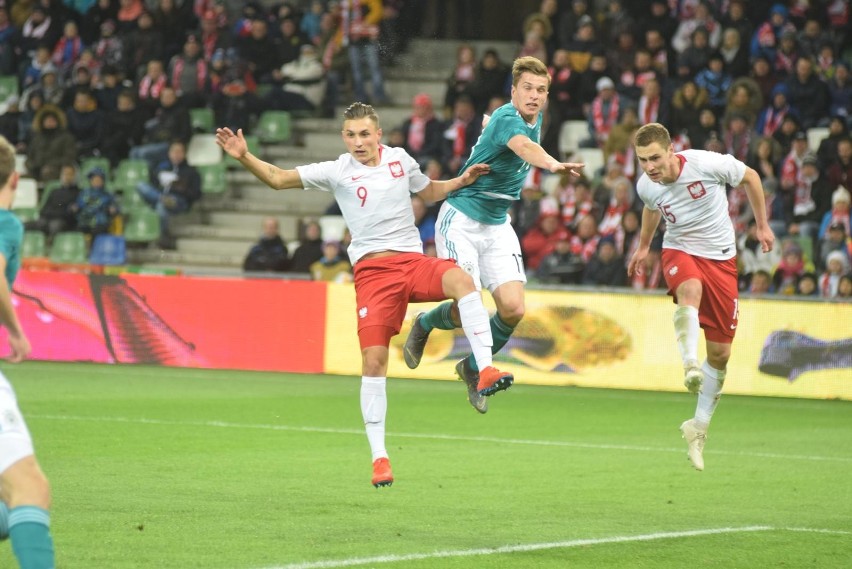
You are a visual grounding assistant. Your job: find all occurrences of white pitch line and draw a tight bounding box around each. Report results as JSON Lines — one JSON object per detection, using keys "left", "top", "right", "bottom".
{"left": 28, "top": 414, "right": 852, "bottom": 463}
{"left": 257, "top": 526, "right": 850, "bottom": 569}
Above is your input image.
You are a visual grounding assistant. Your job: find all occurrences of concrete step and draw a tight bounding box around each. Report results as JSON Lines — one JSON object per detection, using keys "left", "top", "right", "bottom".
{"left": 171, "top": 224, "right": 259, "bottom": 241}
{"left": 174, "top": 237, "right": 255, "bottom": 256}
{"left": 384, "top": 78, "right": 447, "bottom": 110}
{"left": 396, "top": 39, "right": 518, "bottom": 69}
{"left": 235, "top": 185, "right": 334, "bottom": 211}
{"left": 128, "top": 248, "right": 245, "bottom": 268}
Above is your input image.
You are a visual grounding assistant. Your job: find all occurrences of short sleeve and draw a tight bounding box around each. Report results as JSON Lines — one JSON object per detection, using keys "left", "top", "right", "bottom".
{"left": 404, "top": 151, "right": 430, "bottom": 194}
{"left": 491, "top": 113, "right": 530, "bottom": 148}
{"left": 296, "top": 159, "right": 340, "bottom": 192}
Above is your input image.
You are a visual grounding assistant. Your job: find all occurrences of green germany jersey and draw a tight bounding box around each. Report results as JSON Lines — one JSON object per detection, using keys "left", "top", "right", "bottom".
{"left": 0, "top": 209, "right": 23, "bottom": 286}
{"left": 446, "top": 102, "right": 542, "bottom": 225}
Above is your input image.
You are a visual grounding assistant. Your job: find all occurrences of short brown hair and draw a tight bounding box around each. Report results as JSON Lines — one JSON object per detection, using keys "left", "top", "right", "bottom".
{"left": 634, "top": 122, "right": 672, "bottom": 148}
{"left": 512, "top": 56, "right": 551, "bottom": 87}
{"left": 343, "top": 102, "right": 380, "bottom": 128}
{"left": 0, "top": 135, "right": 15, "bottom": 189}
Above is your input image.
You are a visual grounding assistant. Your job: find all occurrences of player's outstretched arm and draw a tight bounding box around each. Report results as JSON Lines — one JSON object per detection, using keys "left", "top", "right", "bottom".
{"left": 506, "top": 134, "right": 584, "bottom": 176}
{"left": 215, "top": 127, "right": 303, "bottom": 190}
{"left": 627, "top": 207, "right": 663, "bottom": 277}
{"left": 740, "top": 167, "right": 775, "bottom": 253}
{"left": 417, "top": 163, "right": 491, "bottom": 203}
{"left": 0, "top": 255, "right": 30, "bottom": 362}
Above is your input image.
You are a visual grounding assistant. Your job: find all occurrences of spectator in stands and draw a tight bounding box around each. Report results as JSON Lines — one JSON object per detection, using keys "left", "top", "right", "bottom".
{"left": 588, "top": 76, "right": 621, "bottom": 149}
{"left": 522, "top": 211, "right": 569, "bottom": 273}
{"left": 677, "top": 26, "right": 714, "bottom": 78}
{"left": 785, "top": 57, "right": 830, "bottom": 130}
{"left": 750, "top": 3, "right": 794, "bottom": 64}
{"left": 798, "top": 17, "right": 832, "bottom": 59}
{"left": 544, "top": 48, "right": 584, "bottom": 144}
{"left": 467, "top": 49, "right": 510, "bottom": 114}
{"left": 772, "top": 113, "right": 802, "bottom": 155}
{"left": 749, "top": 269, "right": 773, "bottom": 294}
{"left": 81, "top": 0, "right": 118, "bottom": 45}
{"left": 442, "top": 94, "right": 481, "bottom": 175}
{"left": 748, "top": 54, "right": 777, "bottom": 105}
{"left": 290, "top": 219, "right": 324, "bottom": 273}
{"left": 342, "top": 0, "right": 389, "bottom": 105}
{"left": 827, "top": 62, "right": 851, "bottom": 121}
{"left": 536, "top": 234, "right": 584, "bottom": 284}
{"left": 693, "top": 51, "right": 732, "bottom": 117}
{"left": 135, "top": 140, "right": 201, "bottom": 250}
{"left": 691, "top": 107, "right": 721, "bottom": 151}
{"left": 66, "top": 88, "right": 105, "bottom": 159}
{"left": 17, "top": 6, "right": 60, "bottom": 60}
{"left": 444, "top": 43, "right": 477, "bottom": 111}
{"left": 411, "top": 194, "right": 437, "bottom": 250}
{"left": 819, "top": 187, "right": 852, "bottom": 240}
{"left": 746, "top": 134, "right": 783, "bottom": 185}
{"left": 243, "top": 217, "right": 290, "bottom": 272}
{"left": 102, "top": 90, "right": 145, "bottom": 167}
{"left": 556, "top": 0, "right": 591, "bottom": 47}
{"left": 136, "top": 59, "right": 168, "bottom": 119}
{"left": 563, "top": 14, "right": 599, "bottom": 73}
{"left": 310, "top": 240, "right": 352, "bottom": 282}
{"left": 52, "top": 20, "right": 84, "bottom": 80}
{"left": 597, "top": 175, "right": 633, "bottom": 237}
{"left": 795, "top": 272, "right": 818, "bottom": 296}
{"left": 838, "top": 274, "right": 852, "bottom": 300}
{"left": 25, "top": 104, "right": 77, "bottom": 181}
{"left": 0, "top": 96, "right": 19, "bottom": 147}
{"left": 129, "top": 86, "right": 192, "bottom": 170}
{"left": 722, "top": 112, "right": 752, "bottom": 163}
{"left": 723, "top": 77, "right": 763, "bottom": 129}
{"left": 669, "top": 81, "right": 709, "bottom": 148}
{"left": 772, "top": 238, "right": 814, "bottom": 295}
{"left": 238, "top": 18, "right": 278, "bottom": 85}
{"left": 789, "top": 154, "right": 833, "bottom": 245}
{"left": 577, "top": 50, "right": 609, "bottom": 109}
{"left": 719, "top": 27, "right": 749, "bottom": 79}
{"left": 0, "top": 7, "right": 15, "bottom": 76}
{"left": 16, "top": 90, "right": 43, "bottom": 152}
{"left": 773, "top": 29, "right": 800, "bottom": 79}
{"left": 267, "top": 43, "right": 326, "bottom": 113}
{"left": 827, "top": 137, "right": 852, "bottom": 192}
{"left": 168, "top": 34, "right": 209, "bottom": 109}
{"left": 124, "top": 10, "right": 163, "bottom": 79}
{"left": 755, "top": 83, "right": 795, "bottom": 137}
{"left": 399, "top": 93, "right": 444, "bottom": 168}
{"left": 300, "top": 0, "right": 325, "bottom": 46}
{"left": 569, "top": 213, "right": 601, "bottom": 266}
{"left": 819, "top": 251, "right": 849, "bottom": 298}
{"left": 582, "top": 235, "right": 626, "bottom": 286}
{"left": 198, "top": 9, "right": 230, "bottom": 61}
{"left": 95, "top": 65, "right": 124, "bottom": 113}
{"left": 275, "top": 16, "right": 309, "bottom": 67}
{"left": 151, "top": 0, "right": 193, "bottom": 62}
{"left": 820, "top": 221, "right": 851, "bottom": 271}
{"left": 22, "top": 45, "right": 53, "bottom": 90}
{"left": 25, "top": 163, "right": 79, "bottom": 244}
{"left": 817, "top": 116, "right": 849, "bottom": 168}
{"left": 317, "top": 4, "right": 347, "bottom": 118}
{"left": 738, "top": 218, "right": 782, "bottom": 290}
{"left": 212, "top": 75, "right": 260, "bottom": 135}
{"left": 70, "top": 166, "right": 120, "bottom": 238}
{"left": 116, "top": 0, "right": 145, "bottom": 34}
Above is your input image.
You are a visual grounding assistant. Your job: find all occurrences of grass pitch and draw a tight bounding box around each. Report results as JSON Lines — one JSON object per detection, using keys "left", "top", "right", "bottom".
{"left": 1, "top": 361, "right": 850, "bottom": 568}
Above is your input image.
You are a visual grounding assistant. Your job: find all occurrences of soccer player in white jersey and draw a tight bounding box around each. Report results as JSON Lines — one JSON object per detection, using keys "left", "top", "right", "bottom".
{"left": 402, "top": 56, "right": 584, "bottom": 413}
{"left": 216, "top": 103, "right": 513, "bottom": 488}
{"left": 627, "top": 123, "right": 775, "bottom": 471}
{"left": 0, "top": 135, "right": 56, "bottom": 568}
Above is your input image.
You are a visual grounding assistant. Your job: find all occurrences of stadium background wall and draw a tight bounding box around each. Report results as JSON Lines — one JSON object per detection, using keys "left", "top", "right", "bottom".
{"left": 4, "top": 271, "right": 850, "bottom": 399}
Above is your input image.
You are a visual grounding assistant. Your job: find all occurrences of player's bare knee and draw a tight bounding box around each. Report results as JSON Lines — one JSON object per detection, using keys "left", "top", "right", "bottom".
{"left": 361, "top": 351, "right": 388, "bottom": 377}
{"left": 676, "top": 279, "right": 703, "bottom": 306}
{"left": 0, "top": 459, "right": 51, "bottom": 510}
{"left": 443, "top": 268, "right": 476, "bottom": 299}
{"left": 497, "top": 301, "right": 525, "bottom": 326}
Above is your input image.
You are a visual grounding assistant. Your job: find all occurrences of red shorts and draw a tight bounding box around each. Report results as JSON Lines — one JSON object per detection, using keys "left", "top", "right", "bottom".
{"left": 353, "top": 252, "right": 459, "bottom": 349}
{"left": 661, "top": 249, "right": 739, "bottom": 344}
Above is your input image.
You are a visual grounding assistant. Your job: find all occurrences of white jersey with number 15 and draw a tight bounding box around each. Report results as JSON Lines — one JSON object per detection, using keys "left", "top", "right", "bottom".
{"left": 296, "top": 145, "right": 431, "bottom": 265}
{"left": 636, "top": 149, "right": 746, "bottom": 261}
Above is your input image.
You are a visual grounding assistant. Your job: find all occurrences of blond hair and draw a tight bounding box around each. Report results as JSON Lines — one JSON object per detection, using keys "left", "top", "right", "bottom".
{"left": 634, "top": 122, "right": 672, "bottom": 148}
{"left": 0, "top": 135, "right": 15, "bottom": 189}
{"left": 343, "top": 102, "right": 380, "bottom": 128}
{"left": 512, "top": 56, "right": 551, "bottom": 87}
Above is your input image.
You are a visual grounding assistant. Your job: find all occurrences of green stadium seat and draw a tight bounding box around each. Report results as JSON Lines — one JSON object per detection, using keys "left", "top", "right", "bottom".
{"left": 13, "top": 208, "right": 37, "bottom": 223}
{"left": 190, "top": 107, "right": 215, "bottom": 133}
{"left": 0, "top": 75, "right": 18, "bottom": 101}
{"left": 38, "top": 180, "right": 62, "bottom": 210}
{"left": 124, "top": 209, "right": 161, "bottom": 243}
{"left": 256, "top": 111, "right": 292, "bottom": 144}
{"left": 198, "top": 162, "right": 228, "bottom": 194}
{"left": 50, "top": 231, "right": 88, "bottom": 264}
{"left": 21, "top": 231, "right": 46, "bottom": 258}
{"left": 113, "top": 159, "right": 150, "bottom": 193}
{"left": 117, "top": 187, "right": 149, "bottom": 212}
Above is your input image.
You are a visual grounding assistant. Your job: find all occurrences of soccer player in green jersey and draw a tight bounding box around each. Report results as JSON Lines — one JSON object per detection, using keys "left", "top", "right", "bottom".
{"left": 0, "top": 135, "right": 56, "bottom": 568}
{"left": 403, "top": 56, "right": 584, "bottom": 413}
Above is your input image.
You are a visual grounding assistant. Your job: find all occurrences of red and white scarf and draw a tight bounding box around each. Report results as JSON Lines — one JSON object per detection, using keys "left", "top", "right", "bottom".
{"left": 171, "top": 57, "right": 208, "bottom": 92}
{"left": 638, "top": 95, "right": 659, "bottom": 125}
{"left": 407, "top": 116, "right": 427, "bottom": 153}
{"left": 592, "top": 94, "right": 620, "bottom": 141}
{"left": 139, "top": 74, "right": 167, "bottom": 100}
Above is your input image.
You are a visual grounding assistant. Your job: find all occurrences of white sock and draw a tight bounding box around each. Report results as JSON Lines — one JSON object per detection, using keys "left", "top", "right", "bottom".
{"left": 457, "top": 291, "right": 494, "bottom": 371}
{"left": 673, "top": 305, "right": 700, "bottom": 366}
{"left": 695, "top": 361, "right": 725, "bottom": 428}
{"left": 360, "top": 376, "right": 387, "bottom": 461}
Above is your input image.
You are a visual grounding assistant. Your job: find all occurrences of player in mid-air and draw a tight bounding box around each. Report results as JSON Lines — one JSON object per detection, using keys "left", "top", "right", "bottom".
{"left": 627, "top": 123, "right": 775, "bottom": 471}
{"left": 0, "top": 135, "right": 56, "bottom": 568}
{"left": 216, "top": 103, "right": 513, "bottom": 488}
{"left": 402, "top": 56, "right": 584, "bottom": 414}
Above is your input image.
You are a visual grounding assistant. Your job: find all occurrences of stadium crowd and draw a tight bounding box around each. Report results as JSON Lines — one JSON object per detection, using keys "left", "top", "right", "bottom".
{"left": 0, "top": 0, "right": 850, "bottom": 298}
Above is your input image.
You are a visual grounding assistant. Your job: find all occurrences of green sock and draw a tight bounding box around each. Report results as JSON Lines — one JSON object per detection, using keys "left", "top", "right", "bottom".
{"left": 9, "top": 506, "right": 55, "bottom": 569}
{"left": 469, "top": 313, "right": 516, "bottom": 372}
{"left": 419, "top": 301, "right": 456, "bottom": 333}
{"left": 0, "top": 502, "right": 8, "bottom": 540}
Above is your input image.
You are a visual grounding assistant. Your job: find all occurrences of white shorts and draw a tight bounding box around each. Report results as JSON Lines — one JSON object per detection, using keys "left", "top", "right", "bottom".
{"left": 436, "top": 202, "right": 527, "bottom": 293}
{"left": 0, "top": 373, "right": 34, "bottom": 475}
